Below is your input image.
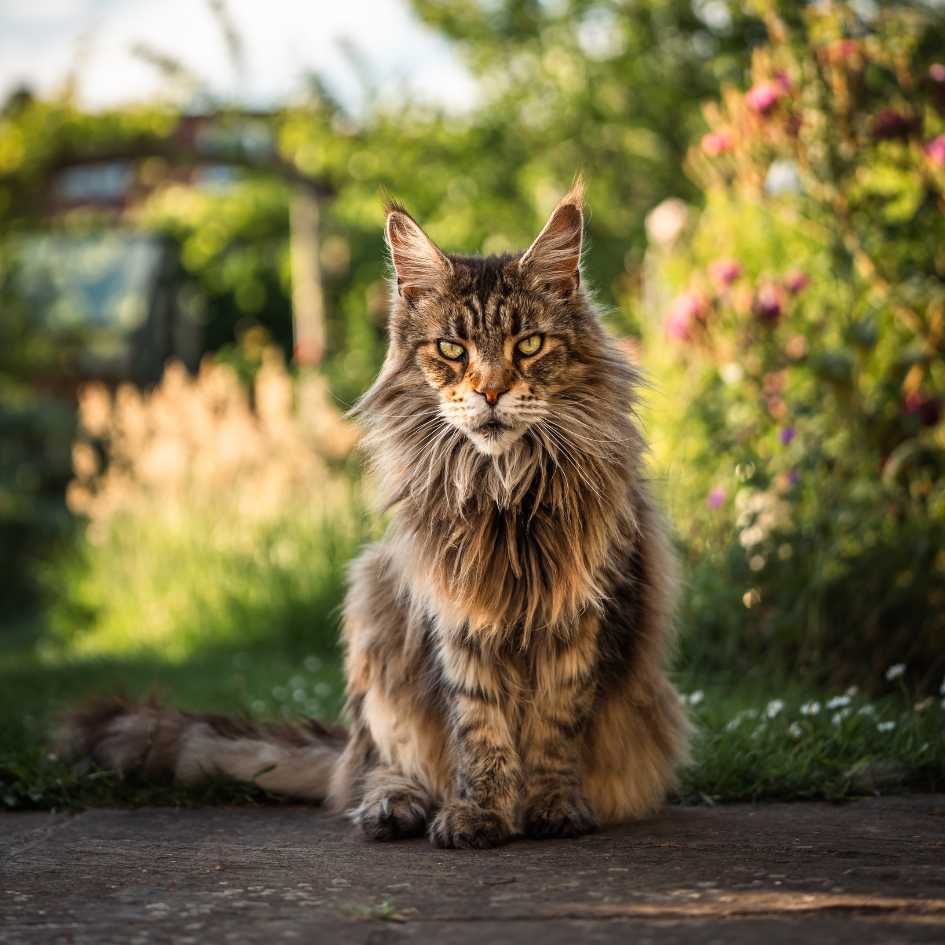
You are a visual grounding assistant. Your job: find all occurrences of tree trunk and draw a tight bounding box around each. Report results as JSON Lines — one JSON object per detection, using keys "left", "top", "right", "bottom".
{"left": 289, "top": 188, "right": 326, "bottom": 368}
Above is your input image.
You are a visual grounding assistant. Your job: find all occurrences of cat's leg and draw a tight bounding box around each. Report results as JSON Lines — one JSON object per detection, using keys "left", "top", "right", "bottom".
{"left": 352, "top": 764, "right": 433, "bottom": 840}
{"left": 520, "top": 622, "right": 600, "bottom": 839}
{"left": 582, "top": 677, "right": 689, "bottom": 824}
{"left": 428, "top": 633, "right": 522, "bottom": 849}
{"left": 581, "top": 500, "right": 691, "bottom": 824}
{"left": 332, "top": 543, "right": 452, "bottom": 841}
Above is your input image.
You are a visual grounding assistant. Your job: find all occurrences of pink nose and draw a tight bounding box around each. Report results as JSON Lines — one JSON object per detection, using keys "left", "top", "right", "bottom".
{"left": 476, "top": 383, "right": 508, "bottom": 406}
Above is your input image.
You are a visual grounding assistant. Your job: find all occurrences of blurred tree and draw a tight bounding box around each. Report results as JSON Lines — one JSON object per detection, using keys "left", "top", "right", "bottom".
{"left": 409, "top": 0, "right": 766, "bottom": 318}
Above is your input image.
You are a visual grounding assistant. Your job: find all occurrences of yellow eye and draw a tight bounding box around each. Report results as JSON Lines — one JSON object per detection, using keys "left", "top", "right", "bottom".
{"left": 516, "top": 334, "right": 543, "bottom": 357}
{"left": 437, "top": 339, "right": 466, "bottom": 360}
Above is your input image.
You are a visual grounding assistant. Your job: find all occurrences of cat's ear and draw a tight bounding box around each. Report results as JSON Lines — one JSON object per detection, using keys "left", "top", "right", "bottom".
{"left": 385, "top": 203, "right": 452, "bottom": 300}
{"left": 519, "top": 179, "right": 584, "bottom": 297}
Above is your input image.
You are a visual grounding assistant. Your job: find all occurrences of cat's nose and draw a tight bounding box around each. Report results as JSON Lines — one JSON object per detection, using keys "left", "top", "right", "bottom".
{"left": 475, "top": 382, "right": 509, "bottom": 406}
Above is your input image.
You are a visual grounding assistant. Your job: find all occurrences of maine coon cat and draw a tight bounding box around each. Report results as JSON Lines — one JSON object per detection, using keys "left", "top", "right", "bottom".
{"left": 62, "top": 182, "right": 690, "bottom": 848}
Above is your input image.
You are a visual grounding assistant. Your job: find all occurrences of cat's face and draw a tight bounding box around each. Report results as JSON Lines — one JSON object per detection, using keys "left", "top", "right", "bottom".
{"left": 412, "top": 276, "right": 578, "bottom": 455}
{"left": 384, "top": 185, "right": 590, "bottom": 457}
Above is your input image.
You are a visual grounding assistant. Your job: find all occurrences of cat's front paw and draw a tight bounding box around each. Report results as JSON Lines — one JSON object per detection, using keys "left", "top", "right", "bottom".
{"left": 524, "top": 790, "right": 598, "bottom": 840}
{"left": 354, "top": 792, "right": 429, "bottom": 842}
{"left": 429, "top": 800, "right": 513, "bottom": 849}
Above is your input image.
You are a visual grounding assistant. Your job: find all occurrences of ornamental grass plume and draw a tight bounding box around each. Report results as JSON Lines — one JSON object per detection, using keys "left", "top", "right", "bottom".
{"left": 68, "top": 350, "right": 358, "bottom": 540}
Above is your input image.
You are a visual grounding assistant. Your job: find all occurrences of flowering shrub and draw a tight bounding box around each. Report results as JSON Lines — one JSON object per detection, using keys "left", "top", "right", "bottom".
{"left": 50, "top": 352, "right": 364, "bottom": 658}
{"left": 642, "top": 2, "right": 945, "bottom": 692}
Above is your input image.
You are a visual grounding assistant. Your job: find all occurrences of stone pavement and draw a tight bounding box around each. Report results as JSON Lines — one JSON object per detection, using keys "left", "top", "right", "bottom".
{"left": 2, "top": 796, "right": 944, "bottom": 944}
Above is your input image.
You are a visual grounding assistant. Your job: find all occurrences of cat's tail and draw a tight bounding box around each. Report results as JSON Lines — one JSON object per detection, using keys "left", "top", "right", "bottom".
{"left": 56, "top": 696, "right": 347, "bottom": 802}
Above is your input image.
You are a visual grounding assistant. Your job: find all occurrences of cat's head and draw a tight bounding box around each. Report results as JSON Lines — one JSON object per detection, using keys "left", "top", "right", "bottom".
{"left": 373, "top": 181, "right": 608, "bottom": 457}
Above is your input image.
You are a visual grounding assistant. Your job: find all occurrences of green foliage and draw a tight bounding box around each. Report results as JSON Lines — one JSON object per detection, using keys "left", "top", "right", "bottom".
{"left": 677, "top": 680, "right": 945, "bottom": 803}
{"left": 643, "top": 1, "right": 945, "bottom": 691}
{"left": 48, "top": 510, "right": 365, "bottom": 661}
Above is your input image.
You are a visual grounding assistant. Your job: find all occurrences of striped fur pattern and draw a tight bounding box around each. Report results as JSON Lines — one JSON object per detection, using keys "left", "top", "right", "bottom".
{"left": 59, "top": 183, "right": 690, "bottom": 848}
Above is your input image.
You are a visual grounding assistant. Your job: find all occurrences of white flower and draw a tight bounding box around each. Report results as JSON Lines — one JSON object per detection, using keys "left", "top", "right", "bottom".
{"left": 687, "top": 690, "right": 704, "bottom": 706}
{"left": 832, "top": 708, "right": 851, "bottom": 725}
{"left": 845, "top": 686, "right": 859, "bottom": 698}
{"left": 788, "top": 722, "right": 802, "bottom": 738}
{"left": 877, "top": 721, "right": 896, "bottom": 733}
{"left": 766, "top": 699, "right": 785, "bottom": 719}
{"left": 725, "top": 708, "right": 759, "bottom": 732}
{"left": 885, "top": 663, "right": 906, "bottom": 681}
{"left": 826, "top": 695, "right": 851, "bottom": 710}
{"left": 857, "top": 704, "right": 876, "bottom": 717}
{"left": 800, "top": 700, "right": 821, "bottom": 716}
{"left": 645, "top": 198, "right": 690, "bottom": 247}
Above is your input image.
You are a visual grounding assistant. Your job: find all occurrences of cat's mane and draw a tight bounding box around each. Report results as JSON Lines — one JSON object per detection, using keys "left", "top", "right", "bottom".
{"left": 354, "top": 267, "right": 647, "bottom": 643}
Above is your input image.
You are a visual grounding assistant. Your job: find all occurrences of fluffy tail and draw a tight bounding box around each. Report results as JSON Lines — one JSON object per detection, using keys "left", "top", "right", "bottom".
{"left": 57, "top": 697, "right": 347, "bottom": 802}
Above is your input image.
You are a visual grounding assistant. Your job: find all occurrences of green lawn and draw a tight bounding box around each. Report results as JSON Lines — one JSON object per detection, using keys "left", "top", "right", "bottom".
{"left": 2, "top": 614, "right": 943, "bottom": 811}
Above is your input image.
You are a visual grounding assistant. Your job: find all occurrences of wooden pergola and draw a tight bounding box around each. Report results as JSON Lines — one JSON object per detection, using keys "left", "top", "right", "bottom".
{"left": 44, "top": 117, "right": 336, "bottom": 369}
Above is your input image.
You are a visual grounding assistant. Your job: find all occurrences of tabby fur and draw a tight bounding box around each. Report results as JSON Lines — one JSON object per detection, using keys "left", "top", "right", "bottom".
{"left": 60, "top": 181, "right": 690, "bottom": 848}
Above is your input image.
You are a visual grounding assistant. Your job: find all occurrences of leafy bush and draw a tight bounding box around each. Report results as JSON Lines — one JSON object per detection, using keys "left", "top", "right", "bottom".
{"left": 49, "top": 352, "right": 366, "bottom": 660}
{"left": 641, "top": 2, "right": 945, "bottom": 692}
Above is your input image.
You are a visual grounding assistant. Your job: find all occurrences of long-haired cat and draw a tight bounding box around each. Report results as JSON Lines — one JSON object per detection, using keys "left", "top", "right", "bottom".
{"left": 61, "top": 181, "right": 690, "bottom": 848}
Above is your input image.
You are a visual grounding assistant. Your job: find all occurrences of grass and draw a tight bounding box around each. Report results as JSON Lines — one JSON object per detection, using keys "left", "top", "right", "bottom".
{"left": 3, "top": 610, "right": 943, "bottom": 812}
{"left": 674, "top": 678, "right": 945, "bottom": 803}
{"left": 0, "top": 615, "right": 346, "bottom": 810}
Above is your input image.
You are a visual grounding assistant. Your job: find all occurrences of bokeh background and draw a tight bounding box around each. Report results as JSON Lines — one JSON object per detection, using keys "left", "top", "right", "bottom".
{"left": 2, "top": 0, "right": 944, "bottom": 808}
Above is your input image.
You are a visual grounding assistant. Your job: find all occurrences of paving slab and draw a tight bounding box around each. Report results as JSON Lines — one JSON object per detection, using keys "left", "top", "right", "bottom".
{"left": 2, "top": 796, "right": 944, "bottom": 944}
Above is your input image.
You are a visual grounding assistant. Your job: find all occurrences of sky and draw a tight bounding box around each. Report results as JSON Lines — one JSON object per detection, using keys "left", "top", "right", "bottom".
{"left": 0, "top": 0, "right": 478, "bottom": 113}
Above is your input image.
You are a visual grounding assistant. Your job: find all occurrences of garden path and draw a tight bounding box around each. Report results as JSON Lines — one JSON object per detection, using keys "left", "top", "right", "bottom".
{"left": 2, "top": 796, "right": 943, "bottom": 944}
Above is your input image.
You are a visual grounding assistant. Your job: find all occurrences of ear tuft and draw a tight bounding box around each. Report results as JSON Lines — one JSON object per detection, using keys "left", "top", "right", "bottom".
{"left": 384, "top": 205, "right": 451, "bottom": 300}
{"left": 519, "top": 179, "right": 585, "bottom": 296}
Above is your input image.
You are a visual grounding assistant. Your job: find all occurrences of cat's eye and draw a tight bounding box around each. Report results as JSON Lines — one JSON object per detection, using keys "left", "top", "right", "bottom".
{"left": 437, "top": 339, "right": 466, "bottom": 360}
{"left": 516, "top": 334, "right": 543, "bottom": 357}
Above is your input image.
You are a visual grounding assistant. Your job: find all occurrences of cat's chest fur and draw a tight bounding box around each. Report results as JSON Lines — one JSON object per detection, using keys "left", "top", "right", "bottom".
{"left": 397, "top": 474, "right": 630, "bottom": 641}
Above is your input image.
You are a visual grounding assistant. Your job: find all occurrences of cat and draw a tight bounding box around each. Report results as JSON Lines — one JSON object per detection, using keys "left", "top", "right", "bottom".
{"left": 60, "top": 181, "right": 690, "bottom": 848}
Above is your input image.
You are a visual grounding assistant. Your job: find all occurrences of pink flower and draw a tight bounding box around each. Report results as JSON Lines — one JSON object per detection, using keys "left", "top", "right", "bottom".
{"left": 824, "top": 39, "right": 860, "bottom": 65}
{"left": 746, "top": 80, "right": 786, "bottom": 115}
{"left": 930, "top": 66, "right": 945, "bottom": 115}
{"left": 783, "top": 270, "right": 810, "bottom": 295}
{"left": 709, "top": 258, "right": 742, "bottom": 290}
{"left": 870, "top": 108, "right": 920, "bottom": 141}
{"left": 707, "top": 487, "right": 726, "bottom": 509}
{"left": 773, "top": 70, "right": 792, "bottom": 95}
{"left": 905, "top": 391, "right": 942, "bottom": 427}
{"left": 701, "top": 129, "right": 734, "bottom": 156}
{"left": 925, "top": 136, "right": 945, "bottom": 169}
{"left": 752, "top": 282, "right": 785, "bottom": 324}
{"left": 664, "top": 290, "right": 709, "bottom": 342}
